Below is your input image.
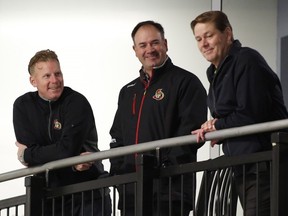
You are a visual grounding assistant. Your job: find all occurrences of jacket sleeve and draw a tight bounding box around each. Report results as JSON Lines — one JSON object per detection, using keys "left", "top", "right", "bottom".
{"left": 215, "top": 50, "right": 281, "bottom": 130}
{"left": 109, "top": 88, "right": 126, "bottom": 175}
{"left": 13, "top": 97, "right": 39, "bottom": 149}
{"left": 176, "top": 74, "right": 207, "bottom": 145}
{"left": 13, "top": 94, "right": 97, "bottom": 166}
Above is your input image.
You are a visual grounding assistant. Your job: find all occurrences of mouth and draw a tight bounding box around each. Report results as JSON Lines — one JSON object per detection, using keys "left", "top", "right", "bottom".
{"left": 49, "top": 87, "right": 59, "bottom": 90}
{"left": 203, "top": 48, "right": 213, "bottom": 54}
{"left": 49, "top": 86, "right": 62, "bottom": 92}
{"left": 145, "top": 54, "right": 158, "bottom": 60}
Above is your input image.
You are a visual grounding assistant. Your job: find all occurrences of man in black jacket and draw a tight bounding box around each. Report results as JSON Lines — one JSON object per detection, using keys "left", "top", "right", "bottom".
{"left": 191, "top": 11, "right": 288, "bottom": 216}
{"left": 109, "top": 20, "right": 207, "bottom": 216}
{"left": 13, "top": 49, "right": 111, "bottom": 216}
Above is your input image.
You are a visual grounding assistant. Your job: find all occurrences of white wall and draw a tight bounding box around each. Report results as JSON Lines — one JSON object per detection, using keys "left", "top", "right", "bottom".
{"left": 278, "top": 0, "right": 288, "bottom": 107}
{"left": 223, "top": 0, "right": 277, "bottom": 71}
{"left": 0, "top": 0, "right": 211, "bottom": 200}
{"left": 0, "top": 0, "right": 278, "bottom": 209}
{"left": 278, "top": 0, "right": 288, "bottom": 73}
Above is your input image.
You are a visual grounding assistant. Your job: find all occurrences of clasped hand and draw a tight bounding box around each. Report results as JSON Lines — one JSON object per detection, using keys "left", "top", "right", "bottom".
{"left": 191, "top": 118, "right": 219, "bottom": 147}
{"left": 73, "top": 152, "right": 94, "bottom": 171}
{"left": 15, "top": 141, "right": 94, "bottom": 171}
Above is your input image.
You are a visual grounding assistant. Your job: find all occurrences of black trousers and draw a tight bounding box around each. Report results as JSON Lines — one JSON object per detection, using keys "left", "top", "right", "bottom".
{"left": 120, "top": 201, "right": 191, "bottom": 216}
{"left": 235, "top": 171, "right": 270, "bottom": 216}
{"left": 45, "top": 194, "right": 112, "bottom": 216}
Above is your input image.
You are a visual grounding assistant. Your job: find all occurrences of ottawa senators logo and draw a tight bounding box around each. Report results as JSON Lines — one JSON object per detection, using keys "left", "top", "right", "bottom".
{"left": 153, "top": 89, "right": 165, "bottom": 101}
{"left": 53, "top": 119, "right": 62, "bottom": 130}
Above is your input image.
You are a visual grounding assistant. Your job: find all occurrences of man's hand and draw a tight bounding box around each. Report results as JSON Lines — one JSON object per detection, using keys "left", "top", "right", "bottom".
{"left": 191, "top": 128, "right": 206, "bottom": 143}
{"left": 15, "top": 141, "right": 28, "bottom": 166}
{"left": 73, "top": 152, "right": 94, "bottom": 171}
{"left": 191, "top": 118, "right": 219, "bottom": 147}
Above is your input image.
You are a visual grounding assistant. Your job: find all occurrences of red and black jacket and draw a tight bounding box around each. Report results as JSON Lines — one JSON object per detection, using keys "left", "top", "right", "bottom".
{"left": 109, "top": 57, "right": 207, "bottom": 206}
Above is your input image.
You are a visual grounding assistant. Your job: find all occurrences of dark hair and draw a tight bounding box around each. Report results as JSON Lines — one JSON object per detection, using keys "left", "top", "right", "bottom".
{"left": 191, "top": 11, "right": 233, "bottom": 34}
{"left": 28, "top": 49, "right": 59, "bottom": 75}
{"left": 131, "top": 20, "right": 165, "bottom": 42}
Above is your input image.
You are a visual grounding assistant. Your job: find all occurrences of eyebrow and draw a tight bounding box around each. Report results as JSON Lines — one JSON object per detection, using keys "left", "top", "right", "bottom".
{"left": 137, "top": 39, "right": 160, "bottom": 46}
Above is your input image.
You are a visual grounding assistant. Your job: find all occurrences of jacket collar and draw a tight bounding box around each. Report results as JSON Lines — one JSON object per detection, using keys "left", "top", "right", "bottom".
{"left": 139, "top": 56, "right": 171, "bottom": 84}
{"left": 36, "top": 87, "right": 72, "bottom": 106}
{"left": 207, "top": 40, "right": 242, "bottom": 82}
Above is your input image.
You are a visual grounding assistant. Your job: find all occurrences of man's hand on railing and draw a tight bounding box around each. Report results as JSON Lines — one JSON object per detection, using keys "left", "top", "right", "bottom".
{"left": 15, "top": 141, "right": 28, "bottom": 167}
{"left": 191, "top": 118, "right": 219, "bottom": 147}
{"left": 73, "top": 152, "right": 94, "bottom": 171}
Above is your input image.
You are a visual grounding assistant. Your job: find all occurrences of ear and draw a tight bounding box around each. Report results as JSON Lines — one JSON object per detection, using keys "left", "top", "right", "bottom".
{"left": 29, "top": 76, "right": 37, "bottom": 87}
{"left": 132, "top": 45, "right": 138, "bottom": 57}
{"left": 225, "top": 27, "right": 233, "bottom": 43}
{"left": 164, "top": 39, "right": 168, "bottom": 52}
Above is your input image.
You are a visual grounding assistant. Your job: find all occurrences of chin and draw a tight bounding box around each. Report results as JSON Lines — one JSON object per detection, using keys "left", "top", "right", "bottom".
{"left": 49, "top": 95, "right": 61, "bottom": 101}
{"left": 204, "top": 56, "right": 214, "bottom": 63}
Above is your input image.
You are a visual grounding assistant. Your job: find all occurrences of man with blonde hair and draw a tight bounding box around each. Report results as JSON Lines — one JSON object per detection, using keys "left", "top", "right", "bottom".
{"left": 14, "top": 49, "right": 111, "bottom": 216}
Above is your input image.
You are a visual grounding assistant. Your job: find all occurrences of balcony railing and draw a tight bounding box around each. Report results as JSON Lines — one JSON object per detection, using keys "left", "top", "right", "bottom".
{"left": 0, "top": 119, "right": 288, "bottom": 216}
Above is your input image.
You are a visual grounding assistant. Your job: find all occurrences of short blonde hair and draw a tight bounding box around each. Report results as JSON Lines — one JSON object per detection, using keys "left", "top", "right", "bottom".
{"left": 28, "top": 49, "right": 59, "bottom": 75}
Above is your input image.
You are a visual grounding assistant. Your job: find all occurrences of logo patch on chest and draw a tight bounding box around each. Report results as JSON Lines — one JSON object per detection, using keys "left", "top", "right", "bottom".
{"left": 53, "top": 119, "right": 62, "bottom": 130}
{"left": 153, "top": 89, "right": 165, "bottom": 101}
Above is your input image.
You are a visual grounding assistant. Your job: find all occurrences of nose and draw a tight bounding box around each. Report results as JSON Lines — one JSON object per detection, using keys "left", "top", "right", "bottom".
{"left": 201, "top": 38, "right": 209, "bottom": 47}
{"left": 146, "top": 43, "right": 155, "bottom": 52}
{"left": 49, "top": 74, "right": 58, "bottom": 83}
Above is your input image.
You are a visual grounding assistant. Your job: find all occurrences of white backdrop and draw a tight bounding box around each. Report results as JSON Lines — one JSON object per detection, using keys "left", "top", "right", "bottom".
{"left": 0, "top": 0, "right": 277, "bottom": 204}
{"left": 0, "top": 0, "right": 211, "bottom": 199}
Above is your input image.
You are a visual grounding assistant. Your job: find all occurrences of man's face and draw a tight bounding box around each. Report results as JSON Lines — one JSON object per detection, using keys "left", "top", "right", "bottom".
{"left": 133, "top": 25, "right": 168, "bottom": 74}
{"left": 193, "top": 22, "right": 232, "bottom": 68}
{"left": 30, "top": 60, "right": 64, "bottom": 101}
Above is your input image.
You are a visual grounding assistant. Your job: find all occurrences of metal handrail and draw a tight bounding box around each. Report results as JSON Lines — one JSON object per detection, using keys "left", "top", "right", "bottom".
{"left": 1, "top": 119, "right": 288, "bottom": 183}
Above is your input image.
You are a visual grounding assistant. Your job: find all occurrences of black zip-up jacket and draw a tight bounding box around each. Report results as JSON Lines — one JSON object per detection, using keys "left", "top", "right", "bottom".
{"left": 207, "top": 40, "right": 288, "bottom": 157}
{"left": 13, "top": 87, "right": 106, "bottom": 188}
{"left": 109, "top": 57, "right": 207, "bottom": 207}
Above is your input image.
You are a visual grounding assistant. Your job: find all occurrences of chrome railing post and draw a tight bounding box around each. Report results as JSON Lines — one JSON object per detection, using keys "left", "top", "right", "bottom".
{"left": 271, "top": 132, "right": 288, "bottom": 216}
{"left": 25, "top": 176, "right": 45, "bottom": 216}
{"left": 135, "top": 154, "right": 156, "bottom": 216}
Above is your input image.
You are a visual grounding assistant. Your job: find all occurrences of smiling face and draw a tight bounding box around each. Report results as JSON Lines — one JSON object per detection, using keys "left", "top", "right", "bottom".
{"left": 133, "top": 24, "right": 168, "bottom": 76}
{"left": 30, "top": 60, "right": 64, "bottom": 101}
{"left": 193, "top": 22, "right": 233, "bottom": 68}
